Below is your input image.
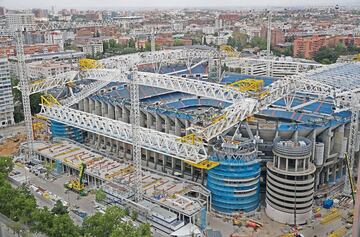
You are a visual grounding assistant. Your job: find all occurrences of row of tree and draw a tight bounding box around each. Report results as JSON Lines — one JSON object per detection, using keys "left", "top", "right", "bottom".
{"left": 0, "top": 157, "right": 151, "bottom": 237}
{"left": 314, "top": 43, "right": 360, "bottom": 64}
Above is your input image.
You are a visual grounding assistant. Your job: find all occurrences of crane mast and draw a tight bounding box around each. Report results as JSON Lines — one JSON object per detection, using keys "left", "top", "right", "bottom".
{"left": 14, "top": 30, "right": 34, "bottom": 160}
{"left": 130, "top": 68, "right": 143, "bottom": 201}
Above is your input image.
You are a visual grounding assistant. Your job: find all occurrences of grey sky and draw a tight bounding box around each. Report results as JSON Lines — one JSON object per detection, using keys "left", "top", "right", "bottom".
{"left": 0, "top": 0, "right": 358, "bottom": 10}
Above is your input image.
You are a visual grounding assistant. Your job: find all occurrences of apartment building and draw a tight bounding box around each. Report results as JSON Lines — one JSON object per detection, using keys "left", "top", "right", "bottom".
{"left": 28, "top": 60, "right": 74, "bottom": 79}
{"left": 0, "top": 58, "right": 14, "bottom": 128}
{"left": 293, "top": 35, "right": 360, "bottom": 59}
{"left": 5, "top": 12, "right": 35, "bottom": 27}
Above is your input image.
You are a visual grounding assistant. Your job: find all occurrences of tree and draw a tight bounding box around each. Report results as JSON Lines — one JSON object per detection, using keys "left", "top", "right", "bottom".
{"left": 0, "top": 156, "right": 14, "bottom": 177}
{"left": 49, "top": 214, "right": 81, "bottom": 237}
{"left": 174, "top": 39, "right": 184, "bottom": 47}
{"left": 250, "top": 36, "right": 267, "bottom": 50}
{"left": 8, "top": 221, "right": 25, "bottom": 237}
{"left": 130, "top": 211, "right": 138, "bottom": 221}
{"left": 314, "top": 47, "right": 338, "bottom": 64}
{"left": 95, "top": 189, "right": 106, "bottom": 202}
{"left": 128, "top": 38, "right": 136, "bottom": 48}
{"left": 227, "top": 31, "right": 249, "bottom": 51}
{"left": 51, "top": 200, "right": 68, "bottom": 215}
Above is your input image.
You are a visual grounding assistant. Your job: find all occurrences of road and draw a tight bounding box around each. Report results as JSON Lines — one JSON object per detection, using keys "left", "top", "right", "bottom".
{"left": 13, "top": 165, "right": 97, "bottom": 225}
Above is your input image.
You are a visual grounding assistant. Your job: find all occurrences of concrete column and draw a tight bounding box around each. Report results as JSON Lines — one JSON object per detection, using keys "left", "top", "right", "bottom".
{"left": 115, "top": 105, "right": 121, "bottom": 120}
{"left": 181, "top": 160, "right": 185, "bottom": 175}
{"left": 146, "top": 112, "right": 153, "bottom": 129}
{"left": 140, "top": 111, "right": 146, "bottom": 127}
{"left": 162, "top": 155, "right": 166, "bottom": 172}
{"left": 95, "top": 100, "right": 101, "bottom": 115}
{"left": 155, "top": 114, "right": 162, "bottom": 131}
{"left": 84, "top": 98, "right": 89, "bottom": 112}
{"left": 154, "top": 153, "right": 159, "bottom": 170}
{"left": 101, "top": 101, "right": 107, "bottom": 117}
{"left": 175, "top": 118, "right": 182, "bottom": 136}
{"left": 171, "top": 157, "right": 175, "bottom": 173}
{"left": 108, "top": 104, "right": 115, "bottom": 119}
{"left": 165, "top": 117, "right": 171, "bottom": 134}
{"left": 332, "top": 164, "right": 337, "bottom": 182}
{"left": 124, "top": 107, "right": 130, "bottom": 123}
{"left": 146, "top": 150, "right": 151, "bottom": 166}
{"left": 122, "top": 106, "right": 128, "bottom": 123}
{"left": 89, "top": 99, "right": 94, "bottom": 114}
{"left": 334, "top": 124, "right": 345, "bottom": 155}
{"left": 78, "top": 99, "right": 84, "bottom": 111}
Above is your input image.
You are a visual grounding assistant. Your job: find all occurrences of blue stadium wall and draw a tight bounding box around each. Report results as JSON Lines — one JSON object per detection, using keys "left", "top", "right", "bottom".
{"left": 50, "top": 120, "right": 84, "bottom": 143}
{"left": 207, "top": 148, "right": 261, "bottom": 214}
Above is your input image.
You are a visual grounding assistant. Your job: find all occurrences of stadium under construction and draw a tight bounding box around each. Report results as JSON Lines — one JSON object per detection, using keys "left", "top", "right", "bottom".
{"left": 28, "top": 48, "right": 360, "bottom": 234}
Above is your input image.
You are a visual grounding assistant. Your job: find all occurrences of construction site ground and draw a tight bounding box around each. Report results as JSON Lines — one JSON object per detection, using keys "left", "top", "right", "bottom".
{"left": 206, "top": 204, "right": 352, "bottom": 237}
{"left": 0, "top": 124, "right": 26, "bottom": 157}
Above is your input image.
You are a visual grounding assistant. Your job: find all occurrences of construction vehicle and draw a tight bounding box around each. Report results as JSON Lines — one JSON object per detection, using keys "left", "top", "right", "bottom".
{"left": 64, "top": 155, "right": 88, "bottom": 196}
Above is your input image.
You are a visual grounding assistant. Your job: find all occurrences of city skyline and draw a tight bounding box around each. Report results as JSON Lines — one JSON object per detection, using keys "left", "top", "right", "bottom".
{"left": 1, "top": 0, "right": 359, "bottom": 10}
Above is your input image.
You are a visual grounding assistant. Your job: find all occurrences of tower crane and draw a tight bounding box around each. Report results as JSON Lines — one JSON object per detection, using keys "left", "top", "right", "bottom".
{"left": 3, "top": 19, "right": 130, "bottom": 160}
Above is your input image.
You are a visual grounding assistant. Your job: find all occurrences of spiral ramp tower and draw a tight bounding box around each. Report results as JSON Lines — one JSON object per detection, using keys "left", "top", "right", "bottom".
{"left": 265, "top": 136, "right": 316, "bottom": 225}
{"left": 207, "top": 140, "right": 261, "bottom": 214}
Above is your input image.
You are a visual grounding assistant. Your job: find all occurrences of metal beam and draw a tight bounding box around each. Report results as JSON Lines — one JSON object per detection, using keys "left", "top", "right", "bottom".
{"left": 39, "top": 105, "right": 208, "bottom": 163}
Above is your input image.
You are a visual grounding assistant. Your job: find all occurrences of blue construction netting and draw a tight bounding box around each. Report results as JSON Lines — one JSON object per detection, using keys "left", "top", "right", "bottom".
{"left": 50, "top": 120, "right": 84, "bottom": 143}
{"left": 207, "top": 158, "right": 260, "bottom": 213}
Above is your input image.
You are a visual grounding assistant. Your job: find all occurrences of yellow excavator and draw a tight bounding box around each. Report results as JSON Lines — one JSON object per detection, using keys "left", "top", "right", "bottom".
{"left": 65, "top": 156, "right": 88, "bottom": 196}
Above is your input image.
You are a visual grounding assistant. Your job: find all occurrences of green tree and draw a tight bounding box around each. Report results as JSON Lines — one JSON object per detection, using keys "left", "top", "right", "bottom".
{"left": 49, "top": 214, "right": 81, "bottom": 237}
{"left": 128, "top": 38, "right": 136, "bottom": 48}
{"left": 51, "top": 200, "right": 68, "bottom": 215}
{"left": 227, "top": 32, "right": 249, "bottom": 51}
{"left": 174, "top": 39, "right": 184, "bottom": 46}
{"left": 314, "top": 47, "right": 338, "bottom": 64}
{"left": 130, "top": 211, "right": 138, "bottom": 221}
{"left": 8, "top": 221, "right": 25, "bottom": 237}
{"left": 0, "top": 156, "right": 14, "bottom": 177}
{"left": 30, "top": 207, "right": 55, "bottom": 234}
{"left": 95, "top": 189, "right": 107, "bottom": 202}
{"left": 250, "top": 36, "right": 267, "bottom": 50}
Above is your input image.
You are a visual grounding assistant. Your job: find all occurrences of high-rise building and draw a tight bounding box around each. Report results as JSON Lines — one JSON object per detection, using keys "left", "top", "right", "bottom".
{"left": 0, "top": 58, "right": 14, "bottom": 128}
{"left": 5, "top": 12, "right": 35, "bottom": 27}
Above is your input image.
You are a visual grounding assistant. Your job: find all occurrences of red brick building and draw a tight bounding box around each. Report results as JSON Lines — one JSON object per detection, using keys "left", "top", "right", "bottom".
{"left": 0, "top": 44, "right": 60, "bottom": 57}
{"left": 293, "top": 35, "right": 360, "bottom": 59}
{"left": 260, "top": 27, "right": 285, "bottom": 47}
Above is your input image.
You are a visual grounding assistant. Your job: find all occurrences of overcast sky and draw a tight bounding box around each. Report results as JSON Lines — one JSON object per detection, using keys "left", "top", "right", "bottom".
{"left": 0, "top": 0, "right": 358, "bottom": 10}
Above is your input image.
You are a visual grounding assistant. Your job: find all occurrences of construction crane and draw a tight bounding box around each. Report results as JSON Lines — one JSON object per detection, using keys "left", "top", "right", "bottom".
{"left": 344, "top": 153, "right": 356, "bottom": 205}
{"left": 3, "top": 20, "right": 129, "bottom": 161}
{"left": 21, "top": 44, "right": 357, "bottom": 205}
{"left": 65, "top": 155, "right": 87, "bottom": 196}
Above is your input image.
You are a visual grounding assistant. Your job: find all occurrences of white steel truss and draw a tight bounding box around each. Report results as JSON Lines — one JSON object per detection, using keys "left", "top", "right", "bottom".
{"left": 100, "top": 49, "right": 219, "bottom": 69}
{"left": 82, "top": 69, "right": 246, "bottom": 102}
{"left": 61, "top": 81, "right": 110, "bottom": 107}
{"left": 194, "top": 75, "right": 336, "bottom": 141}
{"left": 39, "top": 105, "right": 208, "bottom": 163}
{"left": 24, "top": 71, "right": 79, "bottom": 95}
